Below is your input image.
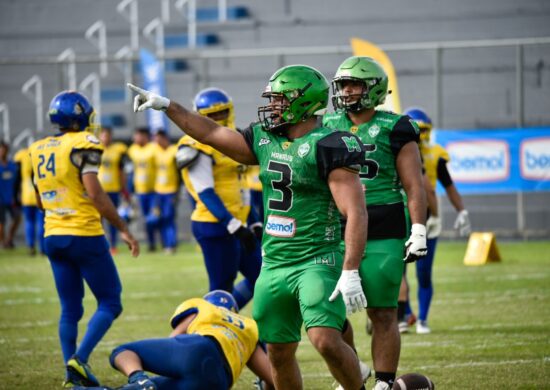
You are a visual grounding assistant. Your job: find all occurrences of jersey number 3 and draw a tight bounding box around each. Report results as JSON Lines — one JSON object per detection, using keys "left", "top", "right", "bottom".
{"left": 267, "top": 160, "right": 293, "bottom": 212}
{"left": 37, "top": 153, "right": 56, "bottom": 178}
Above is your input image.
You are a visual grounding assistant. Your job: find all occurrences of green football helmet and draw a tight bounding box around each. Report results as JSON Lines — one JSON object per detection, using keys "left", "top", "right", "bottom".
{"left": 331, "top": 56, "right": 388, "bottom": 112}
{"left": 258, "top": 64, "right": 329, "bottom": 133}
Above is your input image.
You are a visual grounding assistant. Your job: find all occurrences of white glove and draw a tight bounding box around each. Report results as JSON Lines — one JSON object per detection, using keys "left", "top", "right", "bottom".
{"left": 329, "top": 270, "right": 367, "bottom": 314}
{"left": 404, "top": 224, "right": 428, "bottom": 263}
{"left": 426, "top": 216, "right": 442, "bottom": 239}
{"left": 127, "top": 83, "right": 170, "bottom": 112}
{"left": 454, "top": 209, "right": 471, "bottom": 237}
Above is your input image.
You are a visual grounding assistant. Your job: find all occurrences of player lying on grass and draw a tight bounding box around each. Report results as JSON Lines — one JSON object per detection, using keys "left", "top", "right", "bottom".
{"left": 74, "top": 290, "right": 274, "bottom": 390}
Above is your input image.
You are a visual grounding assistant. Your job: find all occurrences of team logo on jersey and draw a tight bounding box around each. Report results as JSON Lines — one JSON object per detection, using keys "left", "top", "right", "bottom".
{"left": 297, "top": 143, "right": 310, "bottom": 158}
{"left": 350, "top": 126, "right": 359, "bottom": 134}
{"left": 258, "top": 138, "right": 270, "bottom": 147}
{"left": 368, "top": 125, "right": 380, "bottom": 138}
{"left": 86, "top": 134, "right": 100, "bottom": 144}
{"left": 265, "top": 215, "right": 295, "bottom": 237}
{"left": 282, "top": 141, "right": 292, "bottom": 150}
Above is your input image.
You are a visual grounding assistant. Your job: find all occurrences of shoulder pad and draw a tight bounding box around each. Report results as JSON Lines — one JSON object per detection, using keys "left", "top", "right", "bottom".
{"left": 175, "top": 145, "right": 200, "bottom": 170}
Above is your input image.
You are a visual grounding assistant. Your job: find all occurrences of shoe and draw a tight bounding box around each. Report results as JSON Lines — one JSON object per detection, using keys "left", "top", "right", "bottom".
{"left": 110, "top": 247, "right": 118, "bottom": 255}
{"left": 366, "top": 318, "right": 373, "bottom": 335}
{"left": 254, "top": 377, "right": 265, "bottom": 390}
{"left": 117, "top": 378, "right": 157, "bottom": 390}
{"left": 406, "top": 312, "right": 417, "bottom": 326}
{"left": 335, "top": 360, "right": 371, "bottom": 390}
{"left": 147, "top": 245, "right": 156, "bottom": 253}
{"left": 398, "top": 321, "right": 409, "bottom": 334}
{"left": 164, "top": 247, "right": 176, "bottom": 255}
{"left": 416, "top": 320, "right": 431, "bottom": 334}
{"left": 29, "top": 247, "right": 37, "bottom": 256}
{"left": 66, "top": 355, "right": 100, "bottom": 387}
{"left": 373, "top": 380, "right": 391, "bottom": 390}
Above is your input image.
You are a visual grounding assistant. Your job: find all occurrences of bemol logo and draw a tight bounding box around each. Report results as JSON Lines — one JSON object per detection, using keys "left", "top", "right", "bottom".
{"left": 447, "top": 140, "right": 509, "bottom": 182}
{"left": 265, "top": 215, "right": 296, "bottom": 238}
{"left": 520, "top": 137, "right": 550, "bottom": 180}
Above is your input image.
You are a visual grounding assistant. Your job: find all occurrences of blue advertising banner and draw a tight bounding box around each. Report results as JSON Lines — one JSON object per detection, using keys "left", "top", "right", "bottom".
{"left": 433, "top": 127, "right": 550, "bottom": 194}
{"left": 139, "top": 48, "right": 169, "bottom": 134}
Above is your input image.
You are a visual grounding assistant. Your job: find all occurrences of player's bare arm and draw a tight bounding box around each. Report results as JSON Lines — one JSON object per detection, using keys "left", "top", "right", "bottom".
{"left": 397, "top": 141, "right": 427, "bottom": 225}
{"left": 424, "top": 173, "right": 438, "bottom": 217}
{"left": 328, "top": 167, "right": 368, "bottom": 313}
{"left": 82, "top": 173, "right": 139, "bottom": 257}
{"left": 246, "top": 345, "right": 275, "bottom": 390}
{"left": 128, "top": 83, "right": 256, "bottom": 165}
{"left": 328, "top": 167, "right": 367, "bottom": 271}
{"left": 169, "top": 313, "right": 197, "bottom": 337}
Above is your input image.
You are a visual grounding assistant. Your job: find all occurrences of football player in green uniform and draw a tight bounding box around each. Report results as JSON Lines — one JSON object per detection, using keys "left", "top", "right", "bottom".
{"left": 129, "top": 64, "right": 370, "bottom": 390}
{"left": 323, "top": 57, "right": 428, "bottom": 390}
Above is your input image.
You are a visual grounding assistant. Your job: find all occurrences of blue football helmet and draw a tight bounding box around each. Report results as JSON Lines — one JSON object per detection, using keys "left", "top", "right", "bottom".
{"left": 404, "top": 107, "right": 432, "bottom": 144}
{"left": 404, "top": 107, "right": 432, "bottom": 129}
{"left": 48, "top": 91, "right": 97, "bottom": 132}
{"left": 193, "top": 88, "right": 235, "bottom": 128}
{"left": 203, "top": 290, "right": 239, "bottom": 313}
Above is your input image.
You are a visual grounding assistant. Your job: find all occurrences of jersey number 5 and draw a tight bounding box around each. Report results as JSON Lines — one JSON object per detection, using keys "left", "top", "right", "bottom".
{"left": 37, "top": 153, "right": 56, "bottom": 178}
{"left": 267, "top": 160, "right": 293, "bottom": 212}
{"left": 359, "top": 144, "right": 379, "bottom": 180}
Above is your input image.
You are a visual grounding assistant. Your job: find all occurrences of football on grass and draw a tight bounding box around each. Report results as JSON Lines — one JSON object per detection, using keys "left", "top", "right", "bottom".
{"left": 392, "top": 373, "right": 435, "bottom": 389}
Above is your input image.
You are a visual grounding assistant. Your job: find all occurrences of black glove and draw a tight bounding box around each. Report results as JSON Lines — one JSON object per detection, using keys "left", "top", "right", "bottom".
{"left": 234, "top": 225, "right": 257, "bottom": 253}
{"left": 227, "top": 217, "right": 257, "bottom": 253}
{"left": 249, "top": 222, "right": 263, "bottom": 241}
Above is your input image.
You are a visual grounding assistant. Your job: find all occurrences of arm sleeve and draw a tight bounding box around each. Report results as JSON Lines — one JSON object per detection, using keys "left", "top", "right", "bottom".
{"left": 316, "top": 131, "right": 364, "bottom": 180}
{"left": 436, "top": 157, "right": 453, "bottom": 188}
{"left": 187, "top": 153, "right": 234, "bottom": 225}
{"left": 238, "top": 125, "right": 256, "bottom": 156}
{"left": 175, "top": 145, "right": 200, "bottom": 170}
{"left": 70, "top": 149, "right": 103, "bottom": 174}
{"left": 390, "top": 116, "right": 420, "bottom": 156}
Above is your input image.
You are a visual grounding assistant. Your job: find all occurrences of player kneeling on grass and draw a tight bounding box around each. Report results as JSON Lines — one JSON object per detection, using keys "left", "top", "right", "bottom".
{"left": 74, "top": 290, "right": 274, "bottom": 390}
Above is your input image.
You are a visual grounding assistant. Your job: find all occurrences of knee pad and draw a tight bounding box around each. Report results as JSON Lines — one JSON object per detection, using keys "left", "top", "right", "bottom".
{"left": 60, "top": 303, "right": 84, "bottom": 323}
{"left": 99, "top": 300, "right": 123, "bottom": 319}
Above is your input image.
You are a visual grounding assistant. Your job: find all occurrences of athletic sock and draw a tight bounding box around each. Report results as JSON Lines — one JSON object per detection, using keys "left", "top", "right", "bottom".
{"left": 397, "top": 301, "right": 406, "bottom": 322}
{"left": 376, "top": 371, "right": 396, "bottom": 387}
{"left": 128, "top": 370, "right": 149, "bottom": 383}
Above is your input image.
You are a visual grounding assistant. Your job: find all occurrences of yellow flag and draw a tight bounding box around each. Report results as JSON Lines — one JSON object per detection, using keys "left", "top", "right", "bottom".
{"left": 350, "top": 38, "right": 402, "bottom": 113}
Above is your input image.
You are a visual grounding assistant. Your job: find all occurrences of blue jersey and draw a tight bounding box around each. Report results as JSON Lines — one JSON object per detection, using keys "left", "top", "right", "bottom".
{"left": 0, "top": 160, "right": 18, "bottom": 205}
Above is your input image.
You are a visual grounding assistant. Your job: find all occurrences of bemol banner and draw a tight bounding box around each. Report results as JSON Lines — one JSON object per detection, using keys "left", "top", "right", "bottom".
{"left": 433, "top": 127, "right": 550, "bottom": 194}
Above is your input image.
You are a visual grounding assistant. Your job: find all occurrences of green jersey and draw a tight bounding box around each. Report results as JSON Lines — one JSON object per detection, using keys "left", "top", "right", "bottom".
{"left": 323, "top": 110, "right": 419, "bottom": 238}
{"left": 240, "top": 122, "right": 364, "bottom": 266}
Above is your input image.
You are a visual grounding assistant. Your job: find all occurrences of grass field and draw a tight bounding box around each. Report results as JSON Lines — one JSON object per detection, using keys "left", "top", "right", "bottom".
{"left": 1, "top": 240, "right": 549, "bottom": 389}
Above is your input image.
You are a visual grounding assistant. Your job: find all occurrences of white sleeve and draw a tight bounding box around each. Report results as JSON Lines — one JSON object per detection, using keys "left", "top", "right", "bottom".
{"left": 187, "top": 152, "right": 214, "bottom": 193}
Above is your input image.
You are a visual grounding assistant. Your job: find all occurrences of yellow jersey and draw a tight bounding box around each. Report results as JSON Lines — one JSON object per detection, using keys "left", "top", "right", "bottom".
{"left": 170, "top": 298, "right": 259, "bottom": 385}
{"left": 153, "top": 144, "right": 179, "bottom": 194}
{"left": 244, "top": 165, "right": 262, "bottom": 192}
{"left": 178, "top": 136, "right": 247, "bottom": 223}
{"left": 98, "top": 142, "right": 128, "bottom": 193}
{"left": 14, "top": 148, "right": 37, "bottom": 206}
{"left": 127, "top": 143, "right": 156, "bottom": 194}
{"left": 29, "top": 132, "right": 104, "bottom": 236}
{"left": 421, "top": 143, "right": 450, "bottom": 188}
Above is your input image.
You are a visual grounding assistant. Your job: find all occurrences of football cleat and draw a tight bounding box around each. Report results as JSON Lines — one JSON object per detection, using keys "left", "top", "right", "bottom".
{"left": 335, "top": 360, "right": 371, "bottom": 390}
{"left": 373, "top": 380, "right": 391, "bottom": 390}
{"left": 398, "top": 321, "right": 409, "bottom": 334}
{"left": 117, "top": 378, "right": 157, "bottom": 390}
{"left": 416, "top": 320, "right": 431, "bottom": 334}
{"left": 66, "top": 355, "right": 100, "bottom": 387}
